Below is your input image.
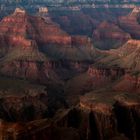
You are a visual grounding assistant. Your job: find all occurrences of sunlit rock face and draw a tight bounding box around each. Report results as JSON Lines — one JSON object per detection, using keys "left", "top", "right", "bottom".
{"left": 91, "top": 39, "right": 140, "bottom": 93}
{"left": 118, "top": 7, "right": 140, "bottom": 39}
{"left": 0, "top": 8, "right": 98, "bottom": 81}
{"left": 0, "top": 8, "right": 96, "bottom": 54}
{"left": 102, "top": 39, "right": 140, "bottom": 71}
{"left": 0, "top": 7, "right": 140, "bottom": 140}
{"left": 0, "top": 7, "right": 72, "bottom": 51}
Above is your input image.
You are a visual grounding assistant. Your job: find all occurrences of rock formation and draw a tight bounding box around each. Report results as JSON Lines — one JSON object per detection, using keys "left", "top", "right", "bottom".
{"left": 0, "top": 8, "right": 98, "bottom": 82}
{"left": 0, "top": 7, "right": 139, "bottom": 140}
{"left": 78, "top": 91, "right": 140, "bottom": 140}
{"left": 118, "top": 7, "right": 140, "bottom": 39}
{"left": 98, "top": 39, "right": 140, "bottom": 72}
{"left": 93, "top": 21, "right": 131, "bottom": 50}
{"left": 0, "top": 7, "right": 71, "bottom": 52}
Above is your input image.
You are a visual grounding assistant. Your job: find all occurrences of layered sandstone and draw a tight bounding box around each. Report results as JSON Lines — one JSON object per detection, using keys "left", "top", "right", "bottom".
{"left": 87, "top": 66, "right": 125, "bottom": 89}
{"left": 0, "top": 8, "right": 72, "bottom": 50}
{"left": 0, "top": 8, "right": 99, "bottom": 81}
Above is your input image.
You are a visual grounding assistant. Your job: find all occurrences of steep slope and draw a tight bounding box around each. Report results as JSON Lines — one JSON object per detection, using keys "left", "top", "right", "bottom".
{"left": 0, "top": 8, "right": 67, "bottom": 82}
{"left": 93, "top": 21, "right": 131, "bottom": 50}
{"left": 0, "top": 8, "right": 102, "bottom": 83}
{"left": 0, "top": 8, "right": 71, "bottom": 54}
{"left": 99, "top": 39, "right": 140, "bottom": 71}
{"left": 79, "top": 91, "right": 140, "bottom": 140}
{"left": 93, "top": 39, "right": 140, "bottom": 93}
{"left": 118, "top": 7, "right": 140, "bottom": 39}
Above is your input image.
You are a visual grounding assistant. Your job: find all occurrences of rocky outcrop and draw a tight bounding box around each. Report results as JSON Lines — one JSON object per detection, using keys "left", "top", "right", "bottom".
{"left": 0, "top": 8, "right": 72, "bottom": 50}
{"left": 118, "top": 7, "right": 140, "bottom": 39}
{"left": 0, "top": 91, "right": 140, "bottom": 140}
{"left": 0, "top": 8, "right": 95, "bottom": 48}
{"left": 114, "top": 95, "right": 140, "bottom": 140}
{"left": 0, "top": 106, "right": 81, "bottom": 140}
{"left": 0, "top": 7, "right": 140, "bottom": 140}
{"left": 98, "top": 39, "right": 140, "bottom": 72}
{"left": 93, "top": 21, "right": 131, "bottom": 50}
{"left": 0, "top": 8, "right": 99, "bottom": 82}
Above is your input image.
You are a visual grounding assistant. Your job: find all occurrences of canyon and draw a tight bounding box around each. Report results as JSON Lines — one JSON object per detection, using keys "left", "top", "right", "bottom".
{"left": 0, "top": 6, "right": 139, "bottom": 140}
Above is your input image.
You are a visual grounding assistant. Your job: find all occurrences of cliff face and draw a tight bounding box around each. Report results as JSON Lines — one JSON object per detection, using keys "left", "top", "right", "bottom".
{"left": 1, "top": 91, "right": 140, "bottom": 140}
{"left": 0, "top": 8, "right": 96, "bottom": 49}
{"left": 113, "top": 73, "right": 140, "bottom": 93}
{"left": 0, "top": 7, "right": 140, "bottom": 140}
{"left": 0, "top": 8, "right": 72, "bottom": 50}
{"left": 97, "top": 39, "right": 140, "bottom": 72}
{"left": 78, "top": 92, "right": 140, "bottom": 140}
{"left": 0, "top": 8, "right": 99, "bottom": 82}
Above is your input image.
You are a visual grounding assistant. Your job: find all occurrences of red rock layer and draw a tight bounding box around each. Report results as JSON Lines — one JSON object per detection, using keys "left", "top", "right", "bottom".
{"left": 0, "top": 9, "right": 72, "bottom": 49}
